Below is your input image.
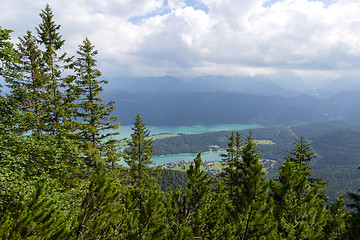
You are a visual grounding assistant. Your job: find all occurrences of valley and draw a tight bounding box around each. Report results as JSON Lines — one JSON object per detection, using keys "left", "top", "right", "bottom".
{"left": 120, "top": 120, "right": 360, "bottom": 203}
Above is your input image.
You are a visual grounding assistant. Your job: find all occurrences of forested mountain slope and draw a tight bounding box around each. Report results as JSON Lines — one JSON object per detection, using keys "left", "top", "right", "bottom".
{"left": 105, "top": 91, "right": 325, "bottom": 126}
{"left": 105, "top": 90, "right": 360, "bottom": 126}
{"left": 153, "top": 120, "right": 360, "bottom": 166}
{"left": 153, "top": 121, "right": 360, "bottom": 202}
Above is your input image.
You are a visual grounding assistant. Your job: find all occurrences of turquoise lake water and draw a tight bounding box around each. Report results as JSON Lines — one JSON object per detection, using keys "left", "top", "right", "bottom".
{"left": 118, "top": 123, "right": 262, "bottom": 140}
{"left": 119, "top": 151, "right": 225, "bottom": 166}
{"left": 152, "top": 151, "right": 225, "bottom": 166}
{"left": 117, "top": 123, "right": 261, "bottom": 166}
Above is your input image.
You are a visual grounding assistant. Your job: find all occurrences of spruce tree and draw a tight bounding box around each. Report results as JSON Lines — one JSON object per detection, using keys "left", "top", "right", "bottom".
{"left": 8, "top": 31, "right": 46, "bottom": 137}
{"left": 286, "top": 136, "right": 316, "bottom": 165}
{"left": 73, "top": 37, "right": 119, "bottom": 166}
{"left": 220, "top": 131, "right": 243, "bottom": 194}
{"left": 36, "top": 4, "right": 73, "bottom": 134}
{"left": 124, "top": 114, "right": 165, "bottom": 239}
{"left": 124, "top": 114, "right": 159, "bottom": 186}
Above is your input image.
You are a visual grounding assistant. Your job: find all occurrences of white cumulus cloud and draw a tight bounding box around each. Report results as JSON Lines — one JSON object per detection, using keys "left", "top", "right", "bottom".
{"left": 2, "top": 0, "right": 360, "bottom": 80}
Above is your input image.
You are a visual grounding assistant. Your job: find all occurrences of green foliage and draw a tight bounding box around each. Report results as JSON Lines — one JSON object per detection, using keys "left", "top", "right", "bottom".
{"left": 0, "top": 183, "right": 71, "bottom": 239}
{"left": 220, "top": 131, "right": 276, "bottom": 239}
{"left": 0, "top": 93, "right": 25, "bottom": 134}
{"left": 0, "top": 26, "right": 19, "bottom": 81}
{"left": 72, "top": 162, "right": 128, "bottom": 239}
{"left": 220, "top": 131, "right": 242, "bottom": 194}
{"left": 36, "top": 4, "right": 65, "bottom": 57}
{"left": 271, "top": 137, "right": 327, "bottom": 239}
{"left": 238, "top": 133, "right": 277, "bottom": 239}
{"left": 35, "top": 4, "right": 74, "bottom": 135}
{"left": 73, "top": 37, "right": 119, "bottom": 166}
{"left": 166, "top": 153, "right": 214, "bottom": 238}
{"left": 323, "top": 195, "right": 348, "bottom": 240}
{"left": 347, "top": 190, "right": 360, "bottom": 239}
{"left": 124, "top": 114, "right": 159, "bottom": 186}
{"left": 286, "top": 136, "right": 316, "bottom": 165}
{"left": 0, "top": 131, "right": 84, "bottom": 213}
{"left": 11, "top": 30, "right": 47, "bottom": 136}
{"left": 159, "top": 169, "right": 188, "bottom": 193}
{"left": 3, "top": 4, "right": 360, "bottom": 238}
{"left": 164, "top": 153, "right": 230, "bottom": 239}
{"left": 123, "top": 114, "right": 165, "bottom": 239}
{"left": 271, "top": 161, "right": 327, "bottom": 239}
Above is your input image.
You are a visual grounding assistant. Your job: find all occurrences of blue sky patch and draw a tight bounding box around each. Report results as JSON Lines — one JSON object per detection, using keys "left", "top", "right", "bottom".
{"left": 263, "top": 0, "right": 337, "bottom": 8}
{"left": 185, "top": 0, "right": 209, "bottom": 13}
{"left": 129, "top": 0, "right": 209, "bottom": 24}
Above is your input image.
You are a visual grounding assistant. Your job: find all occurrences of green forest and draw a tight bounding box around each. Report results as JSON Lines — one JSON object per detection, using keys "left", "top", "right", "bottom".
{"left": 1, "top": 5, "right": 360, "bottom": 239}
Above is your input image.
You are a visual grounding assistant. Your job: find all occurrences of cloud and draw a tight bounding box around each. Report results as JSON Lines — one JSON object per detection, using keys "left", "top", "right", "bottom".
{"left": 2, "top": 0, "right": 360, "bottom": 80}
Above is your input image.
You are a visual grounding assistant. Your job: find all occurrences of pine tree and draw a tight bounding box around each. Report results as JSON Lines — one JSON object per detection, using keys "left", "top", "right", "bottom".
{"left": 238, "top": 132, "right": 276, "bottom": 239}
{"left": 347, "top": 161, "right": 360, "bottom": 239}
{"left": 36, "top": 4, "right": 73, "bottom": 135}
{"left": 72, "top": 162, "right": 132, "bottom": 239}
{"left": 323, "top": 195, "right": 348, "bottom": 240}
{"left": 73, "top": 37, "right": 119, "bottom": 166}
{"left": 221, "top": 131, "right": 276, "bottom": 239}
{"left": 219, "top": 131, "right": 244, "bottom": 236}
{"left": 271, "top": 137, "right": 327, "bottom": 239}
{"left": 347, "top": 189, "right": 360, "bottom": 239}
{"left": 0, "top": 183, "right": 71, "bottom": 239}
{"left": 166, "top": 153, "right": 214, "bottom": 238}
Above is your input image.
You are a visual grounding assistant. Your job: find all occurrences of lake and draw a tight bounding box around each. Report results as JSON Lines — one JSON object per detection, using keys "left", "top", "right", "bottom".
{"left": 118, "top": 123, "right": 262, "bottom": 140}
{"left": 119, "top": 150, "right": 225, "bottom": 167}
{"left": 152, "top": 151, "right": 225, "bottom": 166}
{"left": 118, "top": 123, "right": 261, "bottom": 166}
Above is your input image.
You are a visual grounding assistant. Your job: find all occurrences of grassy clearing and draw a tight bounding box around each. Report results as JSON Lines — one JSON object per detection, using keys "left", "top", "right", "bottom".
{"left": 171, "top": 164, "right": 209, "bottom": 172}
{"left": 119, "top": 134, "right": 179, "bottom": 148}
{"left": 254, "top": 140, "right": 275, "bottom": 145}
{"left": 149, "top": 134, "right": 179, "bottom": 140}
{"left": 211, "top": 162, "right": 224, "bottom": 171}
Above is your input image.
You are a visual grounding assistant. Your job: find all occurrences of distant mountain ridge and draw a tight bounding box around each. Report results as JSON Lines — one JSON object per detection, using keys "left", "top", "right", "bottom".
{"left": 106, "top": 75, "right": 360, "bottom": 97}
{"left": 106, "top": 76, "right": 301, "bottom": 97}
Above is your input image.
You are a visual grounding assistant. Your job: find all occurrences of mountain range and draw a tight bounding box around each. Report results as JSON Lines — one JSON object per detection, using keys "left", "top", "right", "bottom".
{"left": 106, "top": 75, "right": 360, "bottom": 96}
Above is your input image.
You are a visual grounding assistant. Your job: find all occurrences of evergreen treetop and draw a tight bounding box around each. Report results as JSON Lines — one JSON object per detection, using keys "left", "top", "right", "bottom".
{"left": 0, "top": 26, "right": 19, "bottom": 82}
{"left": 286, "top": 136, "right": 316, "bottom": 166}
{"left": 74, "top": 37, "right": 119, "bottom": 150}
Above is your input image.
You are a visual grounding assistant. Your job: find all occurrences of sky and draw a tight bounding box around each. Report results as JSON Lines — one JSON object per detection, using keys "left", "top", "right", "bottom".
{"left": 1, "top": 0, "right": 360, "bottom": 86}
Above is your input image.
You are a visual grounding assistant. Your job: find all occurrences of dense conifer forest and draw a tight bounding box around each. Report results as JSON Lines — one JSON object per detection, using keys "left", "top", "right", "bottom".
{"left": 1, "top": 5, "right": 360, "bottom": 239}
